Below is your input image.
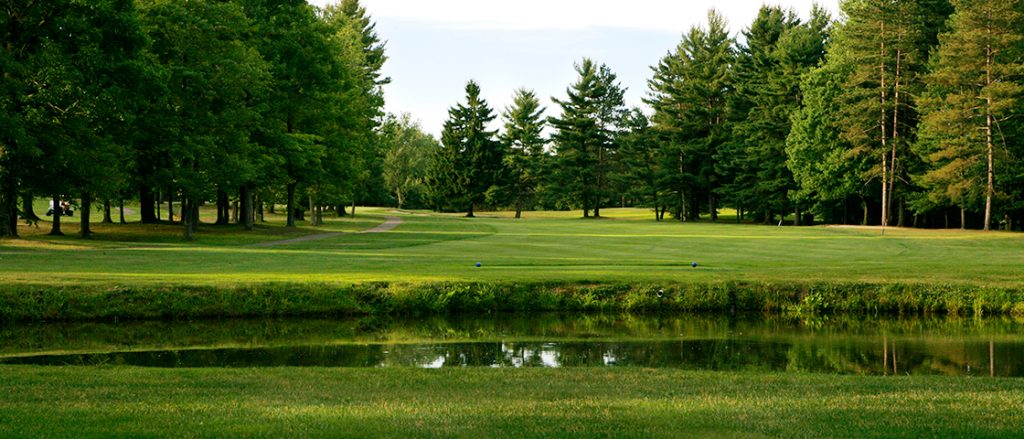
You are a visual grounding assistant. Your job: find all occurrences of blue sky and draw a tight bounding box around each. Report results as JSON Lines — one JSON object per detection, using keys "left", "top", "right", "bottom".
{"left": 309, "top": 1, "right": 841, "bottom": 136}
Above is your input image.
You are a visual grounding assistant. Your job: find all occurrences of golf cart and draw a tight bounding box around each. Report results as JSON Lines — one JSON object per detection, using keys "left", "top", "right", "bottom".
{"left": 46, "top": 199, "right": 74, "bottom": 217}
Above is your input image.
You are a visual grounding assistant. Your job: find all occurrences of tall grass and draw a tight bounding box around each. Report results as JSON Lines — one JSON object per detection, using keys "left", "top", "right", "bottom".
{"left": 3, "top": 281, "right": 1023, "bottom": 322}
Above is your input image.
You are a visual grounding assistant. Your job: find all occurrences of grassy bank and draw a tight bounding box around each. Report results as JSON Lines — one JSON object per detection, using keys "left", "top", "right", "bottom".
{"left": 1, "top": 366, "right": 1021, "bottom": 437}
{"left": 3, "top": 281, "right": 1024, "bottom": 322}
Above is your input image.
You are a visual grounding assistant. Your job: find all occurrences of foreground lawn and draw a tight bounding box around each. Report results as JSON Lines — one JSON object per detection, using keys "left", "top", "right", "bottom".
{"left": 0, "top": 366, "right": 1020, "bottom": 437}
{"left": 2, "top": 207, "right": 1022, "bottom": 287}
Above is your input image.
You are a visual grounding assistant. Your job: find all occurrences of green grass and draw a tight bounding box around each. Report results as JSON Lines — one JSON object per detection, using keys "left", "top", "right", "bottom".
{"left": 2, "top": 206, "right": 1022, "bottom": 287}
{"left": 4, "top": 207, "right": 1023, "bottom": 436}
{"left": 0, "top": 366, "right": 1021, "bottom": 437}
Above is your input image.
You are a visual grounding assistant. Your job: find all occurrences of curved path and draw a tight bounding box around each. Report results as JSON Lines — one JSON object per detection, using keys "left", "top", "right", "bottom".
{"left": 251, "top": 216, "right": 402, "bottom": 247}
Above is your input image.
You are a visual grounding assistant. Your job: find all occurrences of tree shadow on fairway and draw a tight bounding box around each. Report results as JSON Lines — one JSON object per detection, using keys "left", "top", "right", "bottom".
{"left": 267, "top": 215, "right": 499, "bottom": 251}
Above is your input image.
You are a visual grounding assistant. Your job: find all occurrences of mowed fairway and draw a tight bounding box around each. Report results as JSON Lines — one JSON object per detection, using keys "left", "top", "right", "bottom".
{"left": 1, "top": 367, "right": 1022, "bottom": 438}
{"left": 1, "top": 207, "right": 1022, "bottom": 286}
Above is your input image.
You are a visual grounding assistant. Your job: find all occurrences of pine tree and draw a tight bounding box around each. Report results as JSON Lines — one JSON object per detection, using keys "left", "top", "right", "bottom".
{"left": 916, "top": 0, "right": 1023, "bottom": 230}
{"left": 723, "top": 6, "right": 802, "bottom": 223}
{"left": 549, "top": 58, "right": 625, "bottom": 218}
{"left": 616, "top": 109, "right": 664, "bottom": 220}
{"left": 831, "top": 0, "right": 951, "bottom": 227}
{"left": 499, "top": 88, "right": 546, "bottom": 219}
{"left": 647, "top": 10, "right": 733, "bottom": 221}
{"left": 436, "top": 81, "right": 502, "bottom": 217}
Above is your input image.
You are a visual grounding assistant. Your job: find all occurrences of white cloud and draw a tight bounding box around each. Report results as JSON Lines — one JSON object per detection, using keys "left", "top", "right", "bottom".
{"left": 310, "top": 0, "right": 839, "bottom": 34}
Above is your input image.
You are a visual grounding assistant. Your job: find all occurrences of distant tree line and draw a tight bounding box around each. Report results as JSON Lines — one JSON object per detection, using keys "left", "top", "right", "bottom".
{"left": 412, "top": 1, "right": 1024, "bottom": 231}
{"left": 4, "top": 0, "right": 1023, "bottom": 238}
{"left": 0, "top": 0, "right": 386, "bottom": 239}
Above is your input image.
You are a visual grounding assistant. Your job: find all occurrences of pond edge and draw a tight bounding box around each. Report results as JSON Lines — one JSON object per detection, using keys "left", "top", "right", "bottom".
{"left": 2, "top": 281, "right": 1024, "bottom": 322}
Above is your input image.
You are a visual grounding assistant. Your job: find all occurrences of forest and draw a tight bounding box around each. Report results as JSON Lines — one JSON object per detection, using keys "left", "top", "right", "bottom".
{"left": 2, "top": 0, "right": 1023, "bottom": 239}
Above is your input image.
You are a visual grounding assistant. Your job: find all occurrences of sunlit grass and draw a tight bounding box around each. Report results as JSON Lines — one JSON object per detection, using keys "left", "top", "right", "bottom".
{"left": 0, "top": 366, "right": 1021, "bottom": 437}
{"left": 2, "top": 206, "right": 1022, "bottom": 287}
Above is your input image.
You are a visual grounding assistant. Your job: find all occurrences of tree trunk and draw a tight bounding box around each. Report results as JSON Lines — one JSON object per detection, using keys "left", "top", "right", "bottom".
{"left": 102, "top": 199, "right": 112, "bottom": 224}
{"left": 232, "top": 199, "right": 239, "bottom": 224}
{"left": 119, "top": 199, "right": 125, "bottom": 224}
{"left": 961, "top": 207, "right": 967, "bottom": 230}
{"left": 336, "top": 203, "right": 345, "bottom": 217}
{"left": 157, "top": 190, "right": 161, "bottom": 220}
{"left": 286, "top": 183, "right": 296, "bottom": 227}
{"left": 861, "top": 199, "right": 869, "bottom": 226}
{"left": 49, "top": 194, "right": 63, "bottom": 236}
{"left": 879, "top": 21, "right": 889, "bottom": 229}
{"left": 257, "top": 196, "right": 265, "bottom": 222}
{"left": 897, "top": 200, "right": 905, "bottom": 228}
{"left": 309, "top": 194, "right": 318, "bottom": 226}
{"left": 168, "top": 191, "right": 174, "bottom": 223}
{"left": 944, "top": 210, "right": 949, "bottom": 229}
{"left": 216, "top": 188, "right": 229, "bottom": 225}
{"left": 139, "top": 186, "right": 157, "bottom": 224}
{"left": 709, "top": 193, "right": 717, "bottom": 222}
{"left": 515, "top": 198, "right": 523, "bottom": 219}
{"left": 351, "top": 200, "right": 356, "bottom": 218}
{"left": 80, "top": 192, "right": 92, "bottom": 238}
{"left": 269, "top": 203, "right": 275, "bottom": 214}
{"left": 21, "top": 193, "right": 39, "bottom": 221}
{"left": 241, "top": 185, "right": 253, "bottom": 231}
{"left": 984, "top": 39, "right": 994, "bottom": 231}
{"left": 466, "top": 203, "right": 475, "bottom": 218}
{"left": 183, "top": 196, "right": 194, "bottom": 240}
{"left": 794, "top": 206, "right": 801, "bottom": 226}
{"left": 888, "top": 45, "right": 903, "bottom": 229}
{"left": 0, "top": 181, "right": 18, "bottom": 237}
{"left": 396, "top": 189, "right": 404, "bottom": 210}
{"left": 678, "top": 190, "right": 686, "bottom": 222}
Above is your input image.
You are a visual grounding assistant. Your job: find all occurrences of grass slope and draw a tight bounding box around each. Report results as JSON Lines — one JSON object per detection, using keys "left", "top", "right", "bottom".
{"left": 2, "top": 207, "right": 1022, "bottom": 287}
{"left": 1, "top": 366, "right": 1021, "bottom": 438}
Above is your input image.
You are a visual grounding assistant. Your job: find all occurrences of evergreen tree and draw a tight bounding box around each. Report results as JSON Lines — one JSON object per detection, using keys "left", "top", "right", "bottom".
{"left": 616, "top": 108, "right": 664, "bottom": 220}
{"left": 647, "top": 10, "right": 733, "bottom": 221}
{"left": 723, "top": 6, "right": 802, "bottom": 223}
{"left": 435, "top": 81, "right": 502, "bottom": 217}
{"left": 830, "top": 0, "right": 951, "bottom": 226}
{"left": 550, "top": 58, "right": 625, "bottom": 218}
{"left": 916, "top": 0, "right": 1023, "bottom": 230}
{"left": 732, "top": 6, "right": 829, "bottom": 224}
{"left": 499, "top": 88, "right": 547, "bottom": 219}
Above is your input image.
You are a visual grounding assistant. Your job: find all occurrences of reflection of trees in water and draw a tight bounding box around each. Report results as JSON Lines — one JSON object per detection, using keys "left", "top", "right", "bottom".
{"left": 4, "top": 313, "right": 1024, "bottom": 376}
{"left": 6, "top": 339, "right": 1024, "bottom": 376}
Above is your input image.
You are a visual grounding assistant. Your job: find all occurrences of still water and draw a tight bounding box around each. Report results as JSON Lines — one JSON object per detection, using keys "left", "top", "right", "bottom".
{"left": 2, "top": 313, "right": 1022, "bottom": 376}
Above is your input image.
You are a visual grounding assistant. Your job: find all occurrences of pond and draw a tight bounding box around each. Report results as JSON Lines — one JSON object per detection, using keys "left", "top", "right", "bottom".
{"left": 2, "top": 313, "right": 1023, "bottom": 376}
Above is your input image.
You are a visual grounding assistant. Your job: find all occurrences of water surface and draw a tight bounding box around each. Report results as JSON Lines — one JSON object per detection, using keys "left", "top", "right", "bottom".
{"left": 2, "top": 313, "right": 1022, "bottom": 376}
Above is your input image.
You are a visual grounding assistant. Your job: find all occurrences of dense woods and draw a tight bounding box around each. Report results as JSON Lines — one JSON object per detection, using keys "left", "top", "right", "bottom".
{"left": 424, "top": 0, "right": 1023, "bottom": 230}
{"left": 1, "top": 0, "right": 385, "bottom": 238}
{"left": 2, "top": 0, "right": 1023, "bottom": 239}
